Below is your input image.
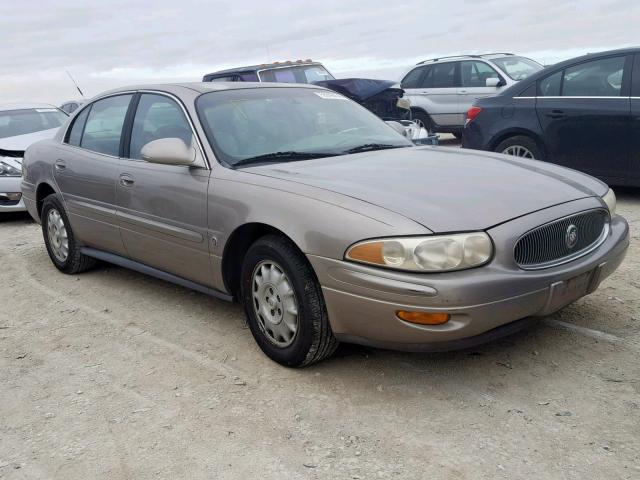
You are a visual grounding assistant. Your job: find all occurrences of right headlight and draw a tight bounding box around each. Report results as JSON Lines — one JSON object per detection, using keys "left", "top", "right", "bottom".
{"left": 602, "top": 188, "right": 616, "bottom": 216}
{"left": 0, "top": 161, "right": 21, "bottom": 177}
{"left": 345, "top": 232, "right": 493, "bottom": 272}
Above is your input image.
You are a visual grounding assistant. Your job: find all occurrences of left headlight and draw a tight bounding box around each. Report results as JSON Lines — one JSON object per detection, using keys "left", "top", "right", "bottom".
{"left": 345, "top": 232, "right": 493, "bottom": 272}
{"left": 0, "top": 161, "right": 21, "bottom": 177}
{"left": 602, "top": 188, "right": 616, "bottom": 216}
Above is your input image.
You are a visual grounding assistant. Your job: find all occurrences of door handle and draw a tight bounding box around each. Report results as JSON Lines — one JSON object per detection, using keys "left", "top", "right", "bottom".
{"left": 419, "top": 91, "right": 429, "bottom": 94}
{"left": 545, "top": 109, "right": 566, "bottom": 119}
{"left": 459, "top": 90, "right": 467, "bottom": 94}
{"left": 54, "top": 160, "right": 66, "bottom": 171}
{"left": 119, "top": 174, "right": 135, "bottom": 187}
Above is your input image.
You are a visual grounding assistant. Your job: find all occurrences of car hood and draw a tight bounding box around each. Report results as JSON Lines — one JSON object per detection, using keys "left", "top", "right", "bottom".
{"left": 0, "top": 127, "right": 60, "bottom": 153}
{"left": 244, "top": 147, "right": 608, "bottom": 232}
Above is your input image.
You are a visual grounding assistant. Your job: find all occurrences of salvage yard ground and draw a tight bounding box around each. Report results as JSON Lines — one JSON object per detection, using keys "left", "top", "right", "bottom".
{"left": 1, "top": 149, "right": 638, "bottom": 479}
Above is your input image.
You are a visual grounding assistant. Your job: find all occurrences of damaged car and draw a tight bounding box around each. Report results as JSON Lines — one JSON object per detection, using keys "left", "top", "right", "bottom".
{"left": 1, "top": 104, "right": 67, "bottom": 213}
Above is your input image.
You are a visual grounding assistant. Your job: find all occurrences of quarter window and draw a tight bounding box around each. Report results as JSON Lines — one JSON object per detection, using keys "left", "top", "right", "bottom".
{"left": 539, "top": 71, "right": 562, "bottom": 96}
{"left": 562, "top": 56, "right": 626, "bottom": 97}
{"left": 129, "top": 94, "right": 194, "bottom": 160}
{"left": 80, "top": 95, "right": 133, "bottom": 156}
{"left": 66, "top": 107, "right": 90, "bottom": 146}
{"left": 460, "top": 61, "right": 501, "bottom": 87}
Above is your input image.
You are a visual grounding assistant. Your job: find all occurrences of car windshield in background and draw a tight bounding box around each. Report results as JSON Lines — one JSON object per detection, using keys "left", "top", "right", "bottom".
{"left": 492, "top": 56, "right": 543, "bottom": 81}
{"left": 0, "top": 108, "right": 67, "bottom": 139}
{"left": 258, "top": 65, "right": 334, "bottom": 84}
{"left": 196, "top": 88, "right": 412, "bottom": 167}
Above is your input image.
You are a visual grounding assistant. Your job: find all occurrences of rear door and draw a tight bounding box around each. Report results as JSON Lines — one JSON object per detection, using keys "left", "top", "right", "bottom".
{"left": 115, "top": 92, "right": 213, "bottom": 286}
{"left": 54, "top": 94, "right": 133, "bottom": 255}
{"left": 458, "top": 60, "right": 505, "bottom": 113}
{"left": 535, "top": 55, "right": 631, "bottom": 182}
{"left": 420, "top": 62, "right": 460, "bottom": 127}
{"left": 630, "top": 53, "right": 640, "bottom": 185}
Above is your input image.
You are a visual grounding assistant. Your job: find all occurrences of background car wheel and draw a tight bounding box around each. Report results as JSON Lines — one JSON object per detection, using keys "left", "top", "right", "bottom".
{"left": 241, "top": 234, "right": 338, "bottom": 367}
{"left": 41, "top": 194, "right": 96, "bottom": 274}
{"left": 411, "top": 110, "right": 434, "bottom": 133}
{"left": 495, "top": 135, "right": 543, "bottom": 160}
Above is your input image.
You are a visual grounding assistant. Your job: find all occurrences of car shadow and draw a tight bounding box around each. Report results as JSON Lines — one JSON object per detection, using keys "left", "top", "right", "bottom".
{"left": 0, "top": 212, "right": 33, "bottom": 224}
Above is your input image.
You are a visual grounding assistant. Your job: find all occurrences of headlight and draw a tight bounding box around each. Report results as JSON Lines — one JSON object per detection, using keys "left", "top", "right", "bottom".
{"left": 602, "top": 188, "right": 616, "bottom": 216}
{"left": 0, "top": 161, "right": 21, "bottom": 177}
{"left": 345, "top": 233, "right": 493, "bottom": 272}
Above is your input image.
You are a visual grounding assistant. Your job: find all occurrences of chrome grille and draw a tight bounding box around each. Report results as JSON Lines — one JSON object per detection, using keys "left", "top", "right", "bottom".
{"left": 514, "top": 209, "right": 609, "bottom": 269}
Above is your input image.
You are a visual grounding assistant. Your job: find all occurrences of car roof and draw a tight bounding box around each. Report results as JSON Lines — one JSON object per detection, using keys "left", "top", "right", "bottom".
{"left": 0, "top": 102, "right": 60, "bottom": 112}
{"left": 96, "top": 82, "right": 325, "bottom": 97}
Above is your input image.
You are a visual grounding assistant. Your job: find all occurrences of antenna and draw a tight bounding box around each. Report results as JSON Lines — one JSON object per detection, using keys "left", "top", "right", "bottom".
{"left": 65, "top": 70, "right": 85, "bottom": 98}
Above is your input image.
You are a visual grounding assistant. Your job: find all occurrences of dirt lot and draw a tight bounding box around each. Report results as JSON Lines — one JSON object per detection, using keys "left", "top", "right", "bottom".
{"left": 1, "top": 184, "right": 639, "bottom": 479}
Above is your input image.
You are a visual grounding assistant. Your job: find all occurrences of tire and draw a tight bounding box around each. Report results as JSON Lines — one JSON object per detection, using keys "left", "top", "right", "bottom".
{"left": 495, "top": 135, "right": 543, "bottom": 160}
{"left": 411, "top": 110, "right": 434, "bottom": 133}
{"left": 41, "top": 194, "right": 96, "bottom": 274}
{"left": 240, "top": 234, "right": 338, "bottom": 367}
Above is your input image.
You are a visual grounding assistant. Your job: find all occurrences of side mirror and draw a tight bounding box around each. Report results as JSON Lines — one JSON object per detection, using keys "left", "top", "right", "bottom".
{"left": 485, "top": 77, "right": 501, "bottom": 88}
{"left": 140, "top": 138, "right": 196, "bottom": 166}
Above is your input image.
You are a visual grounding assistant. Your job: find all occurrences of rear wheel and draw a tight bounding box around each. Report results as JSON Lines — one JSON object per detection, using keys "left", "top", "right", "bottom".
{"left": 495, "top": 135, "right": 542, "bottom": 160}
{"left": 411, "top": 110, "right": 434, "bottom": 133}
{"left": 41, "top": 194, "right": 96, "bottom": 274}
{"left": 241, "top": 235, "right": 338, "bottom": 367}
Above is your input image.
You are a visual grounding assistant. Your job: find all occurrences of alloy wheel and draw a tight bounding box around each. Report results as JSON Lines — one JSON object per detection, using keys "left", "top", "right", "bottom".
{"left": 502, "top": 145, "right": 535, "bottom": 159}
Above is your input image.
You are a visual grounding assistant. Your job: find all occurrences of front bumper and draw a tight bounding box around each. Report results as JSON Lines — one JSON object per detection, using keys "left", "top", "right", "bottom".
{"left": 0, "top": 176, "right": 26, "bottom": 212}
{"left": 308, "top": 199, "right": 629, "bottom": 351}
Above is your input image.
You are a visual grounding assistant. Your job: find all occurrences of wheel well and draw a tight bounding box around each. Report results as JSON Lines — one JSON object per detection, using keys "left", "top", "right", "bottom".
{"left": 221, "top": 223, "right": 297, "bottom": 300}
{"left": 489, "top": 130, "right": 545, "bottom": 155}
{"left": 35, "top": 183, "right": 56, "bottom": 219}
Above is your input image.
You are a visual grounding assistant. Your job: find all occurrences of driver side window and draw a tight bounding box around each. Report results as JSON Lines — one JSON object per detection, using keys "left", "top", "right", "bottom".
{"left": 129, "top": 94, "right": 194, "bottom": 160}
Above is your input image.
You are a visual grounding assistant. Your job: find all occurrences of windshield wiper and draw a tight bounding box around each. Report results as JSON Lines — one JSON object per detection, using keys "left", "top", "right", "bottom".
{"left": 343, "top": 143, "right": 409, "bottom": 154}
{"left": 233, "top": 151, "right": 337, "bottom": 168}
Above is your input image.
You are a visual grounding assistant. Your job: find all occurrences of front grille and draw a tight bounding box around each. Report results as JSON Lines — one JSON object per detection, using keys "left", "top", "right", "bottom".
{"left": 514, "top": 209, "right": 609, "bottom": 269}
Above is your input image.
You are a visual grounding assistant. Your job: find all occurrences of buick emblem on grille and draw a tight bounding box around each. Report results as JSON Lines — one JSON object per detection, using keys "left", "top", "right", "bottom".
{"left": 565, "top": 224, "right": 578, "bottom": 249}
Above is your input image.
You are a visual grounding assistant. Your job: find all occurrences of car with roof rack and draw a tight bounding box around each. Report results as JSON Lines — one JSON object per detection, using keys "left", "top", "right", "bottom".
{"left": 401, "top": 53, "right": 543, "bottom": 137}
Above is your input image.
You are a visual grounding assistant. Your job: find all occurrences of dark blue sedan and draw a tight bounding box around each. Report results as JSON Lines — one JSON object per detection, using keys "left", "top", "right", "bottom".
{"left": 462, "top": 48, "right": 640, "bottom": 187}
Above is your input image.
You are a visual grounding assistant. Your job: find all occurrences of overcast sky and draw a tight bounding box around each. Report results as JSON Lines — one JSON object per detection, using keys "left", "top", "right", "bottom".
{"left": 1, "top": 0, "right": 637, "bottom": 104}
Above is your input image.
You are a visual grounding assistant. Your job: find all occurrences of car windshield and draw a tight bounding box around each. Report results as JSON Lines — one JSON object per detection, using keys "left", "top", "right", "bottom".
{"left": 491, "top": 56, "right": 543, "bottom": 81}
{"left": 0, "top": 108, "right": 67, "bottom": 139}
{"left": 196, "top": 88, "right": 412, "bottom": 167}
{"left": 258, "top": 65, "right": 334, "bottom": 84}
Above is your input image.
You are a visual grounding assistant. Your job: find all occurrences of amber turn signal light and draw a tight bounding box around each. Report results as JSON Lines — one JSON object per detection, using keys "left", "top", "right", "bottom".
{"left": 396, "top": 310, "right": 451, "bottom": 325}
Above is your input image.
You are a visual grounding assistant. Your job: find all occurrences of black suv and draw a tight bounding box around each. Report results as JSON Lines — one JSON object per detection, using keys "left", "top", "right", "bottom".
{"left": 462, "top": 48, "right": 640, "bottom": 186}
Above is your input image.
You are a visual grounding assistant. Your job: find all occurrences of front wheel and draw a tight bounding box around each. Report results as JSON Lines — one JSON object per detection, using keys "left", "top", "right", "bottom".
{"left": 495, "top": 135, "right": 543, "bottom": 160}
{"left": 241, "top": 235, "right": 338, "bottom": 367}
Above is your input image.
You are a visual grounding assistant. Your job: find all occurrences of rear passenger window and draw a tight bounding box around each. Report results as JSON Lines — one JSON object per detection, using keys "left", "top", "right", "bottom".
{"left": 562, "top": 56, "right": 625, "bottom": 97}
{"left": 129, "top": 94, "right": 193, "bottom": 160}
{"left": 66, "top": 107, "right": 90, "bottom": 146}
{"left": 539, "top": 71, "right": 562, "bottom": 96}
{"left": 426, "top": 62, "right": 457, "bottom": 88}
{"left": 81, "top": 95, "right": 132, "bottom": 156}
{"left": 401, "top": 66, "right": 429, "bottom": 89}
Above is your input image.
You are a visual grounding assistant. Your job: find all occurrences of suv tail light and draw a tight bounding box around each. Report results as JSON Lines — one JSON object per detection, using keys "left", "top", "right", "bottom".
{"left": 465, "top": 106, "right": 482, "bottom": 126}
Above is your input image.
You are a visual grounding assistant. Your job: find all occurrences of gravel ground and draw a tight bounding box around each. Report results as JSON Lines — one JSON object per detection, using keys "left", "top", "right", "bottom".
{"left": 0, "top": 183, "right": 638, "bottom": 479}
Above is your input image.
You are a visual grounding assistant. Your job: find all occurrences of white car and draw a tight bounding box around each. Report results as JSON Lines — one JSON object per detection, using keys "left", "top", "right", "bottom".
{"left": 1, "top": 103, "right": 67, "bottom": 212}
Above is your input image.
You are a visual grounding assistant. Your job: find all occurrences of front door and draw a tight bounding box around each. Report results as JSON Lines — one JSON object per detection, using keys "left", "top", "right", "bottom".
{"left": 458, "top": 60, "right": 505, "bottom": 113}
{"left": 54, "top": 94, "right": 133, "bottom": 256}
{"left": 535, "top": 55, "right": 631, "bottom": 183}
{"left": 115, "top": 93, "right": 213, "bottom": 286}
